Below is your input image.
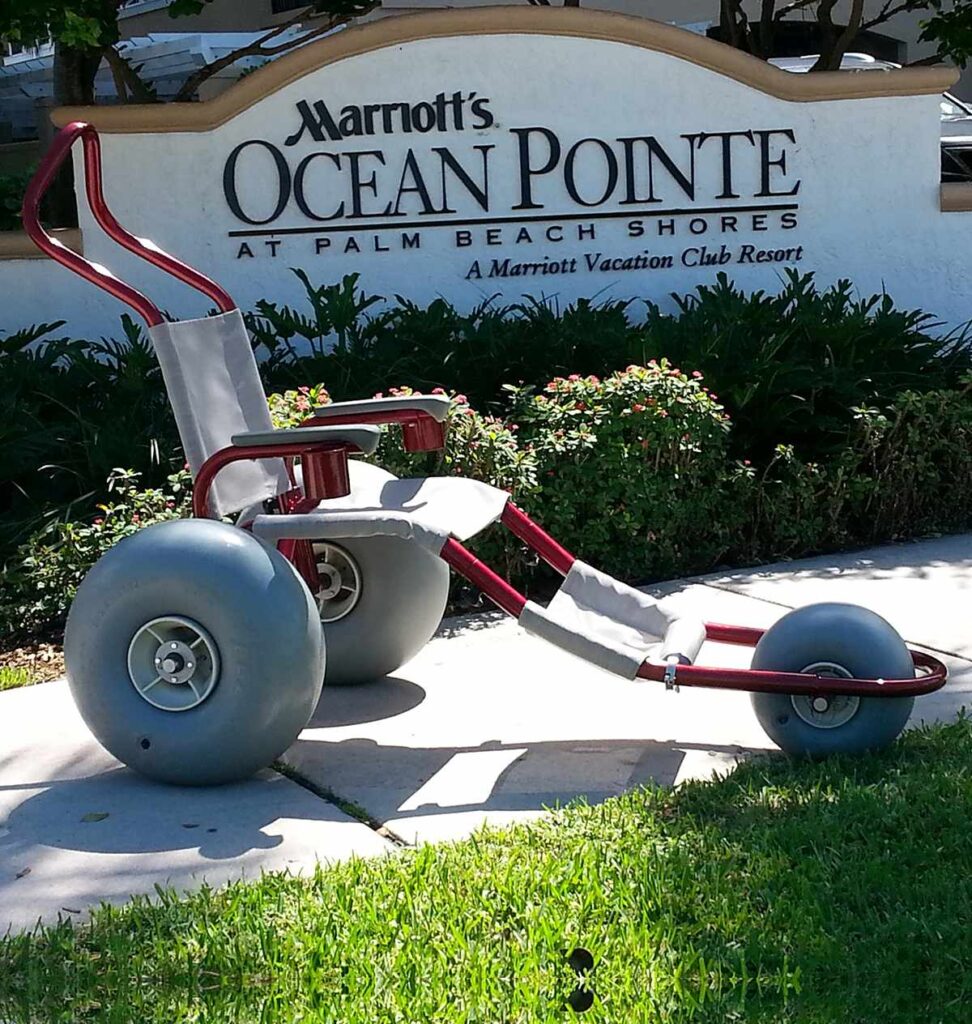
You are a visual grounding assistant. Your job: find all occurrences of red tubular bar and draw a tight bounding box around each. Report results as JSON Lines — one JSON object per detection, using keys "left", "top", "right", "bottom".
{"left": 638, "top": 650, "right": 947, "bottom": 698}
{"left": 23, "top": 121, "right": 235, "bottom": 328}
{"left": 441, "top": 534, "right": 946, "bottom": 699}
{"left": 705, "top": 622, "right": 766, "bottom": 646}
{"left": 301, "top": 409, "right": 447, "bottom": 452}
{"left": 501, "top": 503, "right": 576, "bottom": 576}
{"left": 192, "top": 441, "right": 363, "bottom": 519}
{"left": 440, "top": 538, "right": 528, "bottom": 618}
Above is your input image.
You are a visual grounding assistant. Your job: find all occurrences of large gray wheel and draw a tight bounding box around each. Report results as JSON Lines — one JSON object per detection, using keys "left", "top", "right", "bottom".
{"left": 750, "top": 602, "right": 914, "bottom": 758}
{"left": 313, "top": 534, "right": 449, "bottom": 686}
{"left": 64, "top": 519, "right": 325, "bottom": 785}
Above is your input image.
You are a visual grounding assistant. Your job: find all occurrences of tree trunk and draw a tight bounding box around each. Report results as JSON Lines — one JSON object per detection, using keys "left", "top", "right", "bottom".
{"left": 46, "top": 43, "right": 103, "bottom": 227}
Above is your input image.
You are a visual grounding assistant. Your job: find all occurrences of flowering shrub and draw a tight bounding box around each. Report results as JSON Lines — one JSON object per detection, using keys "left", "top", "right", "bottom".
{"left": 508, "top": 363, "right": 746, "bottom": 580}
{"left": 0, "top": 469, "right": 191, "bottom": 642}
{"left": 268, "top": 383, "right": 331, "bottom": 428}
{"left": 3, "top": 367, "right": 971, "bottom": 644}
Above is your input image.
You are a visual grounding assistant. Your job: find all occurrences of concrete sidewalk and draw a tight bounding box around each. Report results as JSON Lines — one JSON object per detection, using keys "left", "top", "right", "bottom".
{"left": 1, "top": 534, "right": 969, "bottom": 931}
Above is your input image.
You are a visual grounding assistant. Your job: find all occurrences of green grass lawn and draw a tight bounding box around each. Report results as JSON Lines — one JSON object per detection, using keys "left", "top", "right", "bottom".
{"left": 0, "top": 666, "right": 33, "bottom": 692}
{"left": 2, "top": 719, "right": 970, "bottom": 1024}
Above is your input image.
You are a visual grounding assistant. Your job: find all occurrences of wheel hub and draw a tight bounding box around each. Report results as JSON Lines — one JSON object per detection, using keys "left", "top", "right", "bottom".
{"left": 311, "top": 542, "right": 362, "bottom": 623}
{"left": 791, "top": 661, "right": 861, "bottom": 729}
{"left": 128, "top": 616, "right": 220, "bottom": 712}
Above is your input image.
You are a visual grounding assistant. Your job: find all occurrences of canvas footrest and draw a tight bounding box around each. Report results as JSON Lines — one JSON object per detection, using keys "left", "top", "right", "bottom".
{"left": 518, "top": 560, "right": 706, "bottom": 679}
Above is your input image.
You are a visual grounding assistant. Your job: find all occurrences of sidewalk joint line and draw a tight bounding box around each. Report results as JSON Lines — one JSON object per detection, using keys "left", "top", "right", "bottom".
{"left": 272, "top": 761, "right": 411, "bottom": 848}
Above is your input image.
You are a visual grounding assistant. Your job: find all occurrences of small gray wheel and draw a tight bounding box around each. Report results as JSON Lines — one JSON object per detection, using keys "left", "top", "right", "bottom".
{"left": 750, "top": 602, "right": 915, "bottom": 758}
{"left": 315, "top": 535, "right": 449, "bottom": 686}
{"left": 64, "top": 519, "right": 325, "bottom": 785}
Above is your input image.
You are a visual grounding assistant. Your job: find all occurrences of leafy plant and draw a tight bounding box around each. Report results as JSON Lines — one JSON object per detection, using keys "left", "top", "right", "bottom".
{"left": 638, "top": 271, "right": 971, "bottom": 458}
{"left": 508, "top": 363, "right": 745, "bottom": 580}
{"left": 0, "top": 467, "right": 191, "bottom": 643}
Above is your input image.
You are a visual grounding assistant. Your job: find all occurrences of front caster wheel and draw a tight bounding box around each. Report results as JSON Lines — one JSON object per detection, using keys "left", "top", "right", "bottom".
{"left": 750, "top": 602, "right": 914, "bottom": 758}
{"left": 65, "top": 519, "right": 325, "bottom": 785}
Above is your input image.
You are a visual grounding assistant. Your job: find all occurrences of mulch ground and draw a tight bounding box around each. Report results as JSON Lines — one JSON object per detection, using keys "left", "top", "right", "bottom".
{"left": 0, "top": 639, "right": 65, "bottom": 683}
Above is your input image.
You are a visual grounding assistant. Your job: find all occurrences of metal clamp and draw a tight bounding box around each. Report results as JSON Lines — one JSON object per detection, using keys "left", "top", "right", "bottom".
{"left": 664, "top": 655, "right": 680, "bottom": 692}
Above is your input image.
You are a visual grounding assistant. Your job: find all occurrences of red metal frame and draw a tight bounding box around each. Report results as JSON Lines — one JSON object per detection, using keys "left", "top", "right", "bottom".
{"left": 192, "top": 440, "right": 366, "bottom": 519}
{"left": 443, "top": 505, "right": 947, "bottom": 700}
{"left": 301, "top": 408, "right": 446, "bottom": 452}
{"left": 26, "top": 123, "right": 947, "bottom": 704}
{"left": 22, "top": 121, "right": 235, "bottom": 327}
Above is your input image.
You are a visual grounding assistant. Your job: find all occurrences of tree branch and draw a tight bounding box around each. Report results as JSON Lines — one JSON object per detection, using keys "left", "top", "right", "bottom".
{"left": 104, "top": 44, "right": 157, "bottom": 103}
{"left": 173, "top": 4, "right": 377, "bottom": 102}
{"left": 861, "top": 1, "right": 923, "bottom": 32}
{"left": 774, "top": 0, "right": 819, "bottom": 20}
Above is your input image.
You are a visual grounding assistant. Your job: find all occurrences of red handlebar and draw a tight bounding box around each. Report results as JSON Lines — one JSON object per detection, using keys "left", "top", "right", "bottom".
{"left": 22, "top": 121, "right": 235, "bottom": 327}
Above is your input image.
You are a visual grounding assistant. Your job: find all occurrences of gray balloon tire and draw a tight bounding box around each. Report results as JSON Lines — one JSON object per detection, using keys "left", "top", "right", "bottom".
{"left": 64, "top": 518, "right": 325, "bottom": 786}
{"left": 749, "top": 602, "right": 915, "bottom": 758}
{"left": 319, "top": 535, "right": 450, "bottom": 686}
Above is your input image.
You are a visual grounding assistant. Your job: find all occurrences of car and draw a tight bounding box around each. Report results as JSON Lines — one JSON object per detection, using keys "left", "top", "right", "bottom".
{"left": 772, "top": 53, "right": 972, "bottom": 181}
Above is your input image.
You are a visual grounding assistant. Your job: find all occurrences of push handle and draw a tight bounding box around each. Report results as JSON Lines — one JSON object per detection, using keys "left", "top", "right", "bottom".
{"left": 22, "top": 121, "right": 236, "bottom": 327}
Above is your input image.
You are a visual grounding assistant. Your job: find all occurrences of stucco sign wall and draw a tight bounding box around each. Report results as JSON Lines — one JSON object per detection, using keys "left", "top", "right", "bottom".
{"left": 2, "top": 9, "right": 970, "bottom": 338}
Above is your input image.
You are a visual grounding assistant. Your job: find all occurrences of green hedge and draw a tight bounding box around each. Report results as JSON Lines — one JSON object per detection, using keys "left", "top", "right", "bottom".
{"left": 6, "top": 369, "right": 971, "bottom": 645}
{"left": 1, "top": 271, "right": 970, "bottom": 643}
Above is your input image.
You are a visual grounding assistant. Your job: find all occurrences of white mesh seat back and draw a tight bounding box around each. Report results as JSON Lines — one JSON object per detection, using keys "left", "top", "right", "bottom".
{"left": 147, "top": 309, "right": 290, "bottom": 518}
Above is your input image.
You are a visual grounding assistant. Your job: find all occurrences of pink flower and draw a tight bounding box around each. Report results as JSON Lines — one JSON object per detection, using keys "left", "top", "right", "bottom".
{"left": 93, "top": 518, "right": 103, "bottom": 526}
{"left": 575, "top": 402, "right": 586, "bottom": 411}
{"left": 568, "top": 374, "right": 581, "bottom": 382}
{"left": 298, "top": 386, "right": 310, "bottom": 394}
{"left": 455, "top": 394, "right": 468, "bottom": 405}
{"left": 432, "top": 387, "right": 446, "bottom": 395}
{"left": 632, "top": 403, "right": 645, "bottom": 413}
{"left": 692, "top": 370, "right": 703, "bottom": 379}
{"left": 640, "top": 439, "right": 650, "bottom": 450}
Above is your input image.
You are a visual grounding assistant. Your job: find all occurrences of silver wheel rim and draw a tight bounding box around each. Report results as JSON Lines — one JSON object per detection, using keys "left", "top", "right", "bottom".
{"left": 791, "top": 661, "right": 860, "bottom": 729}
{"left": 127, "top": 616, "right": 220, "bottom": 712}
{"left": 312, "top": 542, "right": 362, "bottom": 623}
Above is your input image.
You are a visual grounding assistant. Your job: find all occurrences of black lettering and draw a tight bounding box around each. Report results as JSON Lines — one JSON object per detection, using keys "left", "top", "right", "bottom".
{"left": 564, "top": 138, "right": 618, "bottom": 207}
{"left": 510, "top": 127, "right": 560, "bottom": 210}
{"left": 434, "top": 145, "right": 493, "bottom": 212}
{"left": 346, "top": 150, "right": 390, "bottom": 218}
{"left": 223, "top": 140, "right": 291, "bottom": 226}
{"left": 293, "top": 151, "right": 345, "bottom": 221}
{"left": 698, "top": 130, "right": 755, "bottom": 199}
{"left": 393, "top": 150, "right": 438, "bottom": 215}
{"left": 471, "top": 95, "right": 494, "bottom": 129}
{"left": 755, "top": 129, "right": 800, "bottom": 197}
{"left": 338, "top": 104, "right": 364, "bottom": 137}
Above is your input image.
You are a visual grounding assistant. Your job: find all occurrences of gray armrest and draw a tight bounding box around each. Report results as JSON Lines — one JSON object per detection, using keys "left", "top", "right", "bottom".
{"left": 231, "top": 424, "right": 381, "bottom": 456}
{"left": 313, "top": 394, "right": 451, "bottom": 423}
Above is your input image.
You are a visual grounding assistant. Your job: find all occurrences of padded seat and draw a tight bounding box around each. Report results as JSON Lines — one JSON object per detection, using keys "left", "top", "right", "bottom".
{"left": 250, "top": 461, "right": 510, "bottom": 553}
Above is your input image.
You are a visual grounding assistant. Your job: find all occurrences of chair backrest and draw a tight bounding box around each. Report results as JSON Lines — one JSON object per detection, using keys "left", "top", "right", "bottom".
{"left": 147, "top": 309, "right": 291, "bottom": 518}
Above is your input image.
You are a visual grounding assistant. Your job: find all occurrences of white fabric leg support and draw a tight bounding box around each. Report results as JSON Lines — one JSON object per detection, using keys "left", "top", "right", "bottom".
{"left": 251, "top": 509, "right": 448, "bottom": 555}
{"left": 518, "top": 560, "right": 706, "bottom": 679}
